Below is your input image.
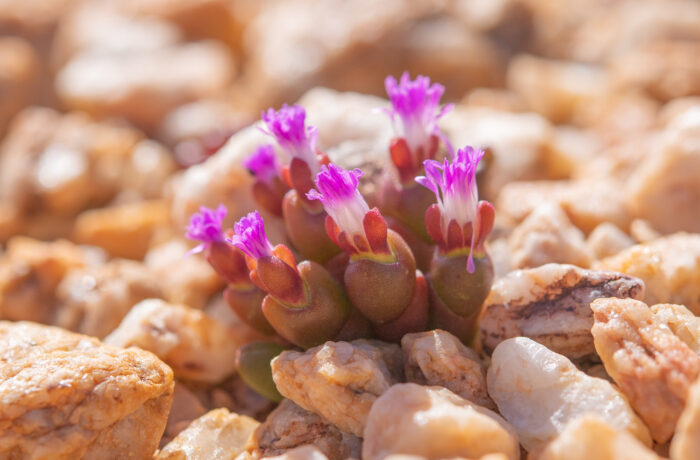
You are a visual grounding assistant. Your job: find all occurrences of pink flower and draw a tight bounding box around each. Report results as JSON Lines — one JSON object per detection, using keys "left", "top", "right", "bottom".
{"left": 307, "top": 164, "right": 390, "bottom": 257}
{"left": 185, "top": 204, "right": 227, "bottom": 255}
{"left": 416, "top": 146, "right": 493, "bottom": 272}
{"left": 384, "top": 72, "right": 453, "bottom": 158}
{"left": 229, "top": 211, "right": 274, "bottom": 260}
{"left": 261, "top": 104, "right": 320, "bottom": 174}
{"left": 244, "top": 144, "right": 279, "bottom": 185}
{"left": 307, "top": 164, "right": 368, "bottom": 238}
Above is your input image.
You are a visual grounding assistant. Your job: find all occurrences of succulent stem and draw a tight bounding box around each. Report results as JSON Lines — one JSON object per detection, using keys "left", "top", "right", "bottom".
{"left": 282, "top": 189, "right": 341, "bottom": 263}
{"left": 204, "top": 241, "right": 252, "bottom": 286}
{"left": 344, "top": 230, "right": 417, "bottom": 324}
{"left": 428, "top": 251, "right": 494, "bottom": 320}
{"left": 373, "top": 270, "right": 429, "bottom": 342}
{"left": 236, "top": 342, "right": 285, "bottom": 402}
{"left": 262, "top": 260, "right": 351, "bottom": 349}
{"left": 251, "top": 177, "right": 289, "bottom": 217}
{"left": 224, "top": 284, "right": 274, "bottom": 335}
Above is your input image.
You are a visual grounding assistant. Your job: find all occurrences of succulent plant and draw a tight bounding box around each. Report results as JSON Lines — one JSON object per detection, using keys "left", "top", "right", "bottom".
{"left": 185, "top": 205, "right": 273, "bottom": 334}
{"left": 376, "top": 72, "right": 454, "bottom": 271}
{"left": 185, "top": 73, "right": 496, "bottom": 399}
{"left": 416, "top": 146, "right": 495, "bottom": 344}
{"left": 259, "top": 104, "right": 340, "bottom": 263}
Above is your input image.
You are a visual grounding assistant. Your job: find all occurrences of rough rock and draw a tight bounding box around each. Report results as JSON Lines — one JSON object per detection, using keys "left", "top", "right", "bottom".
{"left": 156, "top": 409, "right": 258, "bottom": 460}
{"left": 401, "top": 329, "right": 493, "bottom": 409}
{"left": 507, "top": 202, "right": 591, "bottom": 269}
{"left": 651, "top": 303, "right": 700, "bottom": 355}
{"left": 487, "top": 337, "right": 651, "bottom": 452}
{"left": 72, "top": 200, "right": 170, "bottom": 260}
{"left": 670, "top": 375, "right": 700, "bottom": 460}
{"left": 0, "top": 237, "right": 101, "bottom": 323}
{"left": 54, "top": 259, "right": 162, "bottom": 338}
{"left": 497, "top": 179, "right": 630, "bottom": 234}
{"left": 479, "top": 264, "right": 644, "bottom": 358}
{"left": 362, "top": 383, "right": 519, "bottom": 460}
{"left": 144, "top": 238, "right": 224, "bottom": 310}
{"left": 594, "top": 233, "right": 700, "bottom": 314}
{"left": 626, "top": 107, "right": 700, "bottom": 234}
{"left": 591, "top": 297, "right": 700, "bottom": 442}
{"left": 161, "top": 382, "right": 207, "bottom": 446}
{"left": 105, "top": 298, "right": 260, "bottom": 384}
{"left": 252, "top": 399, "right": 361, "bottom": 460}
{"left": 0, "top": 321, "right": 173, "bottom": 459}
{"left": 271, "top": 340, "right": 401, "bottom": 437}
{"left": 586, "top": 222, "right": 635, "bottom": 261}
{"left": 537, "top": 415, "right": 661, "bottom": 460}
{"left": 55, "top": 41, "right": 235, "bottom": 131}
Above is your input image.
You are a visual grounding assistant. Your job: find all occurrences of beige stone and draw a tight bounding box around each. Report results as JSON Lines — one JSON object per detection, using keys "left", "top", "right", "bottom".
{"left": 55, "top": 41, "right": 235, "bottom": 131}
{"left": 73, "top": 200, "right": 170, "bottom": 260}
{"left": 0, "top": 237, "right": 100, "bottom": 323}
{"left": 569, "top": 0, "right": 700, "bottom": 62}
{"left": 144, "top": 239, "right": 224, "bottom": 310}
{"left": 586, "top": 223, "right": 635, "bottom": 261}
{"left": 242, "top": 1, "right": 503, "bottom": 111}
{"left": 591, "top": 297, "right": 700, "bottom": 443}
{"left": 0, "top": 321, "right": 173, "bottom": 459}
{"left": 0, "top": 107, "right": 143, "bottom": 240}
{"left": 115, "top": 0, "right": 244, "bottom": 51}
{"left": 161, "top": 382, "right": 208, "bottom": 446}
{"left": 651, "top": 303, "right": 700, "bottom": 355}
{"left": 594, "top": 233, "right": 700, "bottom": 314}
{"left": 55, "top": 259, "right": 162, "bottom": 338}
{"left": 156, "top": 409, "right": 259, "bottom": 460}
{"left": 507, "top": 54, "right": 613, "bottom": 124}
{"left": 51, "top": 1, "right": 181, "bottom": 69}
{"left": 441, "top": 106, "right": 556, "bottom": 202}
{"left": 507, "top": 202, "right": 590, "bottom": 269}
{"left": 479, "top": 263, "right": 644, "bottom": 358}
{"left": 0, "top": 37, "right": 38, "bottom": 136}
{"left": 401, "top": 329, "right": 493, "bottom": 409}
{"left": 252, "top": 399, "right": 361, "bottom": 460}
{"left": 362, "top": 383, "right": 519, "bottom": 460}
{"left": 487, "top": 337, "right": 651, "bottom": 452}
{"left": 497, "top": 180, "right": 630, "bottom": 234}
{"left": 105, "top": 299, "right": 257, "bottom": 384}
{"left": 263, "top": 445, "right": 330, "bottom": 460}
{"left": 626, "top": 107, "right": 700, "bottom": 234}
{"left": 271, "top": 340, "right": 401, "bottom": 437}
{"left": 611, "top": 40, "right": 700, "bottom": 102}
{"left": 538, "top": 415, "right": 661, "bottom": 460}
{"left": 670, "top": 376, "right": 700, "bottom": 460}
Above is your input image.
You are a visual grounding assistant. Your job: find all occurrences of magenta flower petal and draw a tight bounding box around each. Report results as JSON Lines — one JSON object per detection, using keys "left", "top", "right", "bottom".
{"left": 229, "top": 211, "right": 274, "bottom": 260}
{"left": 307, "top": 164, "right": 369, "bottom": 244}
{"left": 185, "top": 204, "right": 227, "bottom": 250}
{"left": 260, "top": 104, "right": 320, "bottom": 173}
{"left": 415, "top": 146, "right": 485, "bottom": 271}
{"left": 244, "top": 144, "right": 279, "bottom": 184}
{"left": 384, "top": 72, "right": 452, "bottom": 156}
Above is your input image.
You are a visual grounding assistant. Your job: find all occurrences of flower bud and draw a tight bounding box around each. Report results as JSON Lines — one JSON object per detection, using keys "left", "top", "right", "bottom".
{"left": 382, "top": 72, "right": 454, "bottom": 185}
{"left": 245, "top": 144, "right": 289, "bottom": 216}
{"left": 416, "top": 145, "right": 495, "bottom": 273}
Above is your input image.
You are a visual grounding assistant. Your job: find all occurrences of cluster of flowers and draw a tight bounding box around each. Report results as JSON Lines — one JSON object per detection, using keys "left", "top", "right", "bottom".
{"left": 186, "top": 73, "right": 495, "bottom": 400}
